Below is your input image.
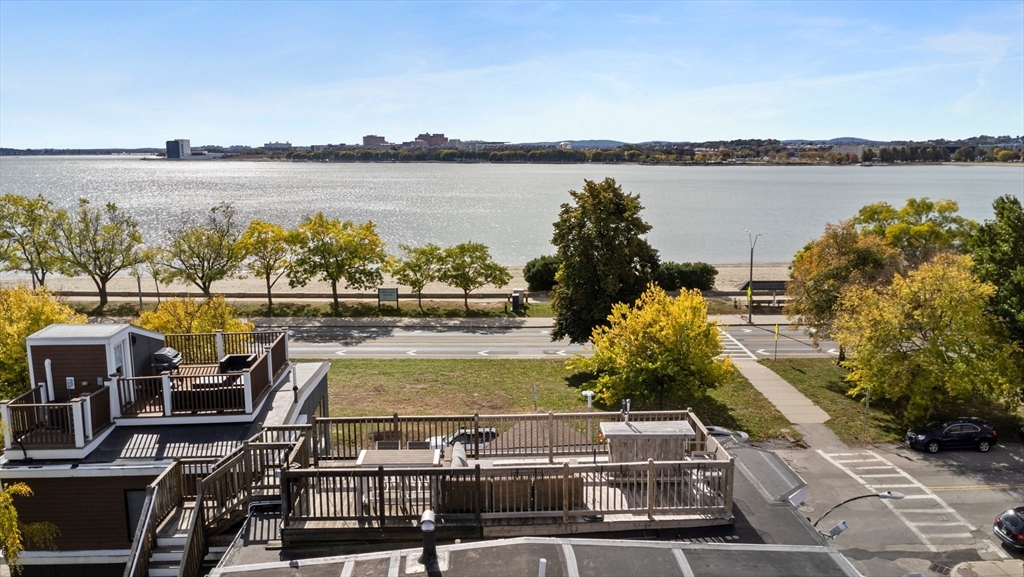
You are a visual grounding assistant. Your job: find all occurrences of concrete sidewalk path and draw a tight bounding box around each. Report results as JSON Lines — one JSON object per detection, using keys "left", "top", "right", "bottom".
{"left": 732, "top": 358, "right": 830, "bottom": 425}
{"left": 952, "top": 559, "right": 1024, "bottom": 577}
{"left": 248, "top": 314, "right": 789, "bottom": 329}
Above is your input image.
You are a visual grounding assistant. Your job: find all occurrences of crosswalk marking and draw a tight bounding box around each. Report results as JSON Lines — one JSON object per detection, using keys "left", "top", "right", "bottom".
{"left": 716, "top": 330, "right": 758, "bottom": 360}
{"left": 817, "top": 450, "right": 1008, "bottom": 558}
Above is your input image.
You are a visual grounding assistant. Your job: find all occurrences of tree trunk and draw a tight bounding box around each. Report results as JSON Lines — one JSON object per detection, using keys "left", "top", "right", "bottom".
{"left": 463, "top": 290, "right": 469, "bottom": 311}
{"left": 95, "top": 277, "right": 108, "bottom": 312}
{"left": 418, "top": 291, "right": 423, "bottom": 312}
{"left": 265, "top": 273, "right": 274, "bottom": 317}
{"left": 199, "top": 280, "right": 213, "bottom": 299}
{"left": 331, "top": 279, "right": 340, "bottom": 315}
{"left": 837, "top": 344, "right": 846, "bottom": 364}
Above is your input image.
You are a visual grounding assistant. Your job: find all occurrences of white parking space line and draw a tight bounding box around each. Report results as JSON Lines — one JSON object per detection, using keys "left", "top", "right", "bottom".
{"left": 818, "top": 450, "right": 1008, "bottom": 558}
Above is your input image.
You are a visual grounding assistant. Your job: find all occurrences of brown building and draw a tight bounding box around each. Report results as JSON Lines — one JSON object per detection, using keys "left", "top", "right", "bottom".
{"left": 362, "top": 134, "right": 388, "bottom": 147}
{"left": 0, "top": 324, "right": 328, "bottom": 577}
{"left": 416, "top": 132, "right": 448, "bottom": 147}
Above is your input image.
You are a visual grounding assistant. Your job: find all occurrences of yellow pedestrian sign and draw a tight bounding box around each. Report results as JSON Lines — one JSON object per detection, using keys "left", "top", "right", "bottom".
{"left": 773, "top": 324, "right": 779, "bottom": 360}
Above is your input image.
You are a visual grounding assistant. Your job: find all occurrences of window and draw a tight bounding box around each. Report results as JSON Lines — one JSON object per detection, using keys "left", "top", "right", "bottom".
{"left": 960, "top": 424, "right": 981, "bottom": 434}
{"left": 125, "top": 489, "right": 147, "bottom": 541}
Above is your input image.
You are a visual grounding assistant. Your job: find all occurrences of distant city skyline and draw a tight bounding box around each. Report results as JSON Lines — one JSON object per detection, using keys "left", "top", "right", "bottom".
{"left": 1, "top": 1, "right": 1021, "bottom": 149}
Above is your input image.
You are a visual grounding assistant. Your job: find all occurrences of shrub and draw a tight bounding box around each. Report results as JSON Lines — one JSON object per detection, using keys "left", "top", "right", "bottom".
{"left": 524, "top": 255, "right": 561, "bottom": 291}
{"left": 655, "top": 261, "right": 718, "bottom": 292}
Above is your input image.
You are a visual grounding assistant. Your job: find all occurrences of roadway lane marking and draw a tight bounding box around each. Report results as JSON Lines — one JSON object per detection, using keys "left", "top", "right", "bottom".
{"left": 335, "top": 349, "right": 347, "bottom": 356}
{"left": 406, "top": 350, "right": 417, "bottom": 356}
{"left": 478, "top": 350, "right": 489, "bottom": 356}
{"left": 717, "top": 330, "right": 758, "bottom": 360}
{"left": 928, "top": 484, "right": 1024, "bottom": 491}
{"left": 859, "top": 474, "right": 908, "bottom": 478}
{"left": 818, "top": 450, "right": 1009, "bottom": 558}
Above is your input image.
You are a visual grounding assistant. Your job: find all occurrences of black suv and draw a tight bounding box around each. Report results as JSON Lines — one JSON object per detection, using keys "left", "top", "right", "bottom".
{"left": 906, "top": 417, "right": 998, "bottom": 453}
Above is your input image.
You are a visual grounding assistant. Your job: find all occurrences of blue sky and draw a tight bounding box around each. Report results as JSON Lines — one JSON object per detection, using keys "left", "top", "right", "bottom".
{"left": 1, "top": 1, "right": 1021, "bottom": 148}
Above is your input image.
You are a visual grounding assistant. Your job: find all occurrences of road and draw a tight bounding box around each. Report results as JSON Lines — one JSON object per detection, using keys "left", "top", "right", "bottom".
{"left": 285, "top": 324, "right": 837, "bottom": 360}
{"left": 778, "top": 440, "right": 1024, "bottom": 576}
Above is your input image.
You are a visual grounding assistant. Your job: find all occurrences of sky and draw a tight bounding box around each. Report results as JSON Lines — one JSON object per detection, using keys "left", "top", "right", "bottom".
{"left": 1, "top": 1, "right": 1022, "bottom": 148}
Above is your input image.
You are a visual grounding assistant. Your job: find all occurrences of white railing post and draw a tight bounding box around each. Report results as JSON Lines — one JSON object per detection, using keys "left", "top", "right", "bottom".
{"left": 72, "top": 400, "right": 86, "bottom": 448}
{"left": 284, "top": 331, "right": 290, "bottom": 361}
{"left": 162, "top": 374, "right": 173, "bottom": 416}
{"left": 107, "top": 378, "right": 122, "bottom": 419}
{"left": 82, "top": 395, "right": 94, "bottom": 440}
{"left": 38, "top": 382, "right": 48, "bottom": 403}
{"left": 0, "top": 402, "right": 12, "bottom": 451}
{"left": 243, "top": 372, "right": 253, "bottom": 414}
{"left": 265, "top": 346, "right": 273, "bottom": 382}
{"left": 215, "top": 329, "right": 225, "bottom": 359}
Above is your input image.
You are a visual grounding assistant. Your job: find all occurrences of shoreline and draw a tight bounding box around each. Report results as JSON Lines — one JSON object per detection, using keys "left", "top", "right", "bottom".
{"left": 0, "top": 262, "right": 791, "bottom": 295}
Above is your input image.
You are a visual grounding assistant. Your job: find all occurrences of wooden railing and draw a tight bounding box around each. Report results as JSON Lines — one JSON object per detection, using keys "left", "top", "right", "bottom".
{"left": 177, "top": 492, "right": 207, "bottom": 577}
{"left": 313, "top": 410, "right": 706, "bottom": 460}
{"left": 169, "top": 374, "right": 246, "bottom": 414}
{"left": 270, "top": 334, "right": 287, "bottom": 377}
{"left": 123, "top": 487, "right": 158, "bottom": 577}
{"left": 199, "top": 440, "right": 296, "bottom": 529}
{"left": 88, "top": 386, "right": 111, "bottom": 434}
{"left": 281, "top": 458, "right": 733, "bottom": 529}
{"left": 122, "top": 461, "right": 184, "bottom": 577}
{"left": 248, "top": 353, "right": 271, "bottom": 405}
{"left": 165, "top": 333, "right": 219, "bottom": 364}
{"left": 118, "top": 376, "right": 164, "bottom": 416}
{"left": 6, "top": 399, "right": 76, "bottom": 447}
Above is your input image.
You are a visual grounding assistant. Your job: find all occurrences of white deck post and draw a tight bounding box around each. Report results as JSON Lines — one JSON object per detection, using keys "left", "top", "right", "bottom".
{"left": 0, "top": 402, "right": 12, "bottom": 450}
{"left": 243, "top": 372, "right": 253, "bottom": 414}
{"left": 284, "top": 331, "right": 290, "bottom": 361}
{"left": 72, "top": 400, "right": 86, "bottom": 448}
{"left": 107, "top": 378, "right": 122, "bottom": 419}
{"left": 82, "top": 395, "right": 93, "bottom": 440}
{"left": 265, "top": 346, "right": 273, "bottom": 382}
{"left": 162, "top": 374, "right": 173, "bottom": 416}
{"left": 215, "top": 329, "right": 225, "bottom": 359}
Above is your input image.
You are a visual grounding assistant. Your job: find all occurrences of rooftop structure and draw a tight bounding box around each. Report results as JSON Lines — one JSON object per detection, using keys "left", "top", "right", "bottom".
{"left": 264, "top": 141, "right": 292, "bottom": 151}
{"left": 165, "top": 139, "right": 190, "bottom": 159}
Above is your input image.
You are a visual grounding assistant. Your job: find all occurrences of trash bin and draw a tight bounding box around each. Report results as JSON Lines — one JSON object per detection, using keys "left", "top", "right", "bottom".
{"left": 511, "top": 289, "right": 524, "bottom": 313}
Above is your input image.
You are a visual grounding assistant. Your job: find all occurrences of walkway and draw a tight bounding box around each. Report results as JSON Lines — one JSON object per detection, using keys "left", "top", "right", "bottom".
{"left": 731, "top": 358, "right": 830, "bottom": 425}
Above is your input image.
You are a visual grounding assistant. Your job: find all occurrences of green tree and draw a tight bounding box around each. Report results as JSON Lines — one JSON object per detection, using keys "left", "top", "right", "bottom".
{"left": 239, "top": 220, "right": 291, "bottom": 315}
{"left": 568, "top": 285, "right": 734, "bottom": 409}
{"left": 850, "top": 197, "right": 976, "bottom": 267}
{"left": 971, "top": 195, "right": 1024, "bottom": 370}
{"left": 834, "top": 254, "right": 1021, "bottom": 421}
{"left": 288, "top": 213, "right": 388, "bottom": 313}
{"left": 655, "top": 262, "right": 718, "bottom": 292}
{"left": 784, "top": 222, "right": 903, "bottom": 351}
{"left": 952, "top": 146, "right": 975, "bottom": 162}
{"left": 437, "top": 242, "right": 512, "bottom": 310}
{"left": 551, "top": 178, "right": 659, "bottom": 344}
{"left": 0, "top": 287, "right": 86, "bottom": 399}
{"left": 50, "top": 199, "right": 144, "bottom": 311}
{"left": 134, "top": 295, "right": 253, "bottom": 334}
{"left": 523, "top": 255, "right": 560, "bottom": 292}
{"left": 160, "top": 203, "right": 246, "bottom": 297}
{"left": 392, "top": 243, "right": 444, "bottom": 311}
{"left": 0, "top": 481, "right": 60, "bottom": 574}
{"left": 0, "top": 194, "right": 59, "bottom": 289}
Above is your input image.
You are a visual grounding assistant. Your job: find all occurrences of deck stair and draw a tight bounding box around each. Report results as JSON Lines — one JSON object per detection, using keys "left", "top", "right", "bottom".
{"left": 147, "top": 500, "right": 194, "bottom": 577}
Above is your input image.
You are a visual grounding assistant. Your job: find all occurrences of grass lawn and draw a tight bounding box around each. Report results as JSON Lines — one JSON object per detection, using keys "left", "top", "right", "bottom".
{"left": 760, "top": 358, "right": 1024, "bottom": 445}
{"left": 759, "top": 359, "right": 901, "bottom": 444}
{"left": 320, "top": 358, "right": 794, "bottom": 440}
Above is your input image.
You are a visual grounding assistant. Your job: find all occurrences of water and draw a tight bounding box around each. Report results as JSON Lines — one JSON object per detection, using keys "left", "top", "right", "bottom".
{"left": 1, "top": 156, "right": 1020, "bottom": 264}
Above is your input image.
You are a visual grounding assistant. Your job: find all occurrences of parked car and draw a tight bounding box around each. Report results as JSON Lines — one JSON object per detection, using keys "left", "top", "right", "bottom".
{"left": 992, "top": 507, "right": 1024, "bottom": 549}
{"left": 906, "top": 417, "right": 998, "bottom": 453}
{"left": 425, "top": 427, "right": 498, "bottom": 451}
{"left": 706, "top": 426, "right": 749, "bottom": 443}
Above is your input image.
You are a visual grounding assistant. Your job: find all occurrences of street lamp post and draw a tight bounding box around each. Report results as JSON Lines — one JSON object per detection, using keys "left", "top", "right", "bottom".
{"left": 812, "top": 491, "right": 904, "bottom": 538}
{"left": 746, "top": 230, "right": 761, "bottom": 325}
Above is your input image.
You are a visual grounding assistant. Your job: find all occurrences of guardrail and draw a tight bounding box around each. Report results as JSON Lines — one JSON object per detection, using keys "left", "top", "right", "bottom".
{"left": 122, "top": 461, "right": 184, "bottom": 577}
{"left": 313, "top": 410, "right": 707, "bottom": 461}
{"left": 166, "top": 331, "right": 286, "bottom": 365}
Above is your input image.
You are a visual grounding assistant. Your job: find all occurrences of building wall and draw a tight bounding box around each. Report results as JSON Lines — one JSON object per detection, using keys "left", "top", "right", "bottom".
{"left": 30, "top": 344, "right": 107, "bottom": 401}
{"left": 9, "top": 474, "right": 158, "bottom": 551}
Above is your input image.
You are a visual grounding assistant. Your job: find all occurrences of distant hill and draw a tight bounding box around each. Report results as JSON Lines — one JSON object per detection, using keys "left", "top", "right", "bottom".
{"left": 517, "top": 139, "right": 628, "bottom": 149}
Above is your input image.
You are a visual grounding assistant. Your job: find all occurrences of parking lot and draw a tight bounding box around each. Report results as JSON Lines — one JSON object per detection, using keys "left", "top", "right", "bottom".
{"left": 778, "top": 437, "right": 1024, "bottom": 576}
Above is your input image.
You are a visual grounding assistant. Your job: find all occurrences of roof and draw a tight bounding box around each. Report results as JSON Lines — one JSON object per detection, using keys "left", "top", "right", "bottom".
{"left": 27, "top": 323, "right": 163, "bottom": 342}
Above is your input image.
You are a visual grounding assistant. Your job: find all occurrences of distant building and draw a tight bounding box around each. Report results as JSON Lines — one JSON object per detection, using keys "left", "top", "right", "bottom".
{"left": 226, "top": 145, "right": 253, "bottom": 153}
{"left": 311, "top": 144, "right": 343, "bottom": 152}
{"left": 165, "top": 139, "right": 191, "bottom": 159}
{"left": 832, "top": 144, "right": 866, "bottom": 157}
{"left": 559, "top": 141, "right": 572, "bottom": 150}
{"left": 264, "top": 141, "right": 293, "bottom": 151}
{"left": 416, "top": 133, "right": 448, "bottom": 147}
{"left": 362, "top": 135, "right": 389, "bottom": 147}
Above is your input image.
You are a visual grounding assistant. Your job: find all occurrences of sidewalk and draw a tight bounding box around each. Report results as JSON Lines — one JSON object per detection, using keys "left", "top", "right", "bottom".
{"left": 731, "top": 358, "right": 830, "bottom": 426}
{"left": 952, "top": 559, "right": 1024, "bottom": 577}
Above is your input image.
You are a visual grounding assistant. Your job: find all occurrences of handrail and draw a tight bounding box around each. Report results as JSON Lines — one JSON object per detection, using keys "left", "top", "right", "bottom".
{"left": 123, "top": 486, "right": 157, "bottom": 577}
{"left": 177, "top": 491, "right": 207, "bottom": 577}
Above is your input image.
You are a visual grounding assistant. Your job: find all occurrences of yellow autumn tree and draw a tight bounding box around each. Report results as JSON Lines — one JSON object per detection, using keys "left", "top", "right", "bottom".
{"left": 0, "top": 287, "right": 86, "bottom": 400}
{"left": 134, "top": 295, "right": 253, "bottom": 335}
{"left": 834, "top": 253, "right": 1022, "bottom": 421}
{"left": 0, "top": 481, "right": 60, "bottom": 573}
{"left": 568, "top": 285, "right": 734, "bottom": 409}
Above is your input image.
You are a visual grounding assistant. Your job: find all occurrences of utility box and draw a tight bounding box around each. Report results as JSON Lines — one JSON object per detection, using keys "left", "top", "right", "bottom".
{"left": 511, "top": 289, "right": 525, "bottom": 313}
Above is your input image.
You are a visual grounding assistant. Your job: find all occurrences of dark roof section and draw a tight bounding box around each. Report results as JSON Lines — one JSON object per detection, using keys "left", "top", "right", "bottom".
{"left": 735, "top": 280, "right": 788, "bottom": 292}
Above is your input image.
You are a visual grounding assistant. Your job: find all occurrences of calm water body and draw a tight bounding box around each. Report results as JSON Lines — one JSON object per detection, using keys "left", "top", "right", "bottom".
{"left": 1, "top": 156, "right": 1021, "bottom": 264}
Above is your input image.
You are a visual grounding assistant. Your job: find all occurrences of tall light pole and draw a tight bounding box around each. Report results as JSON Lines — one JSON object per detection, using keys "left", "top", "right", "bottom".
{"left": 746, "top": 230, "right": 761, "bottom": 325}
